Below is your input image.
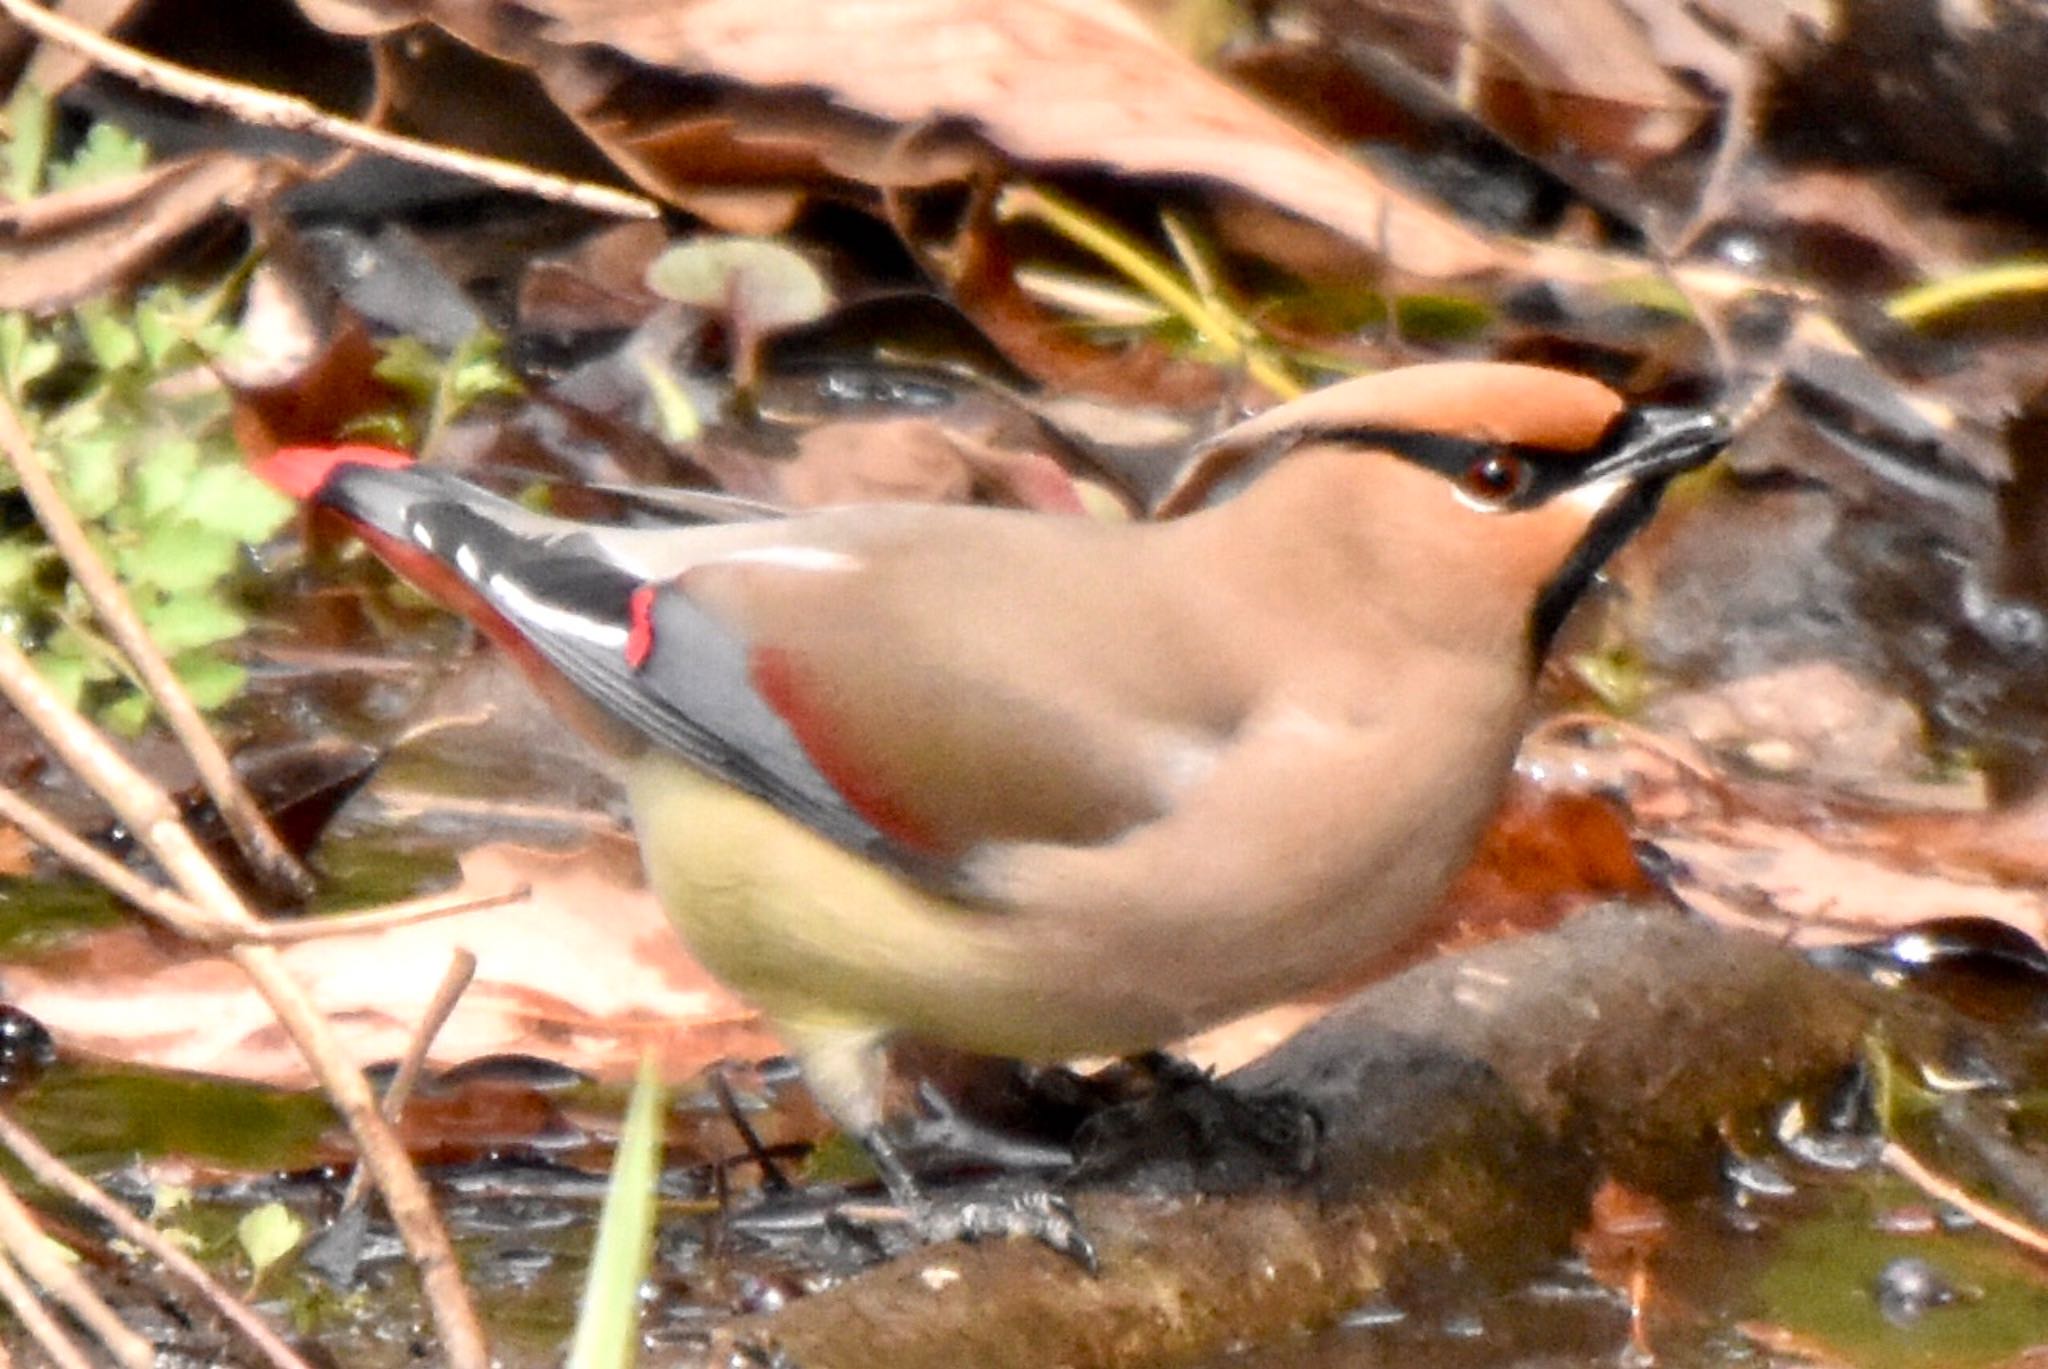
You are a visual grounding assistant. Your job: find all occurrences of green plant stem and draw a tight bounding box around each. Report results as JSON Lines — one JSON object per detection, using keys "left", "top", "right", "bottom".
{"left": 1887, "top": 260, "right": 2048, "bottom": 327}
{"left": 998, "top": 185, "right": 1303, "bottom": 398}
{"left": 569, "top": 1053, "right": 667, "bottom": 1369}
{"left": 54, "top": 606, "right": 141, "bottom": 689}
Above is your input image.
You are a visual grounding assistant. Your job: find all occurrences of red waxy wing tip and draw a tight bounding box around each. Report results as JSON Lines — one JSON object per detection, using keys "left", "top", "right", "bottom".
{"left": 624, "top": 584, "right": 657, "bottom": 669}
{"left": 255, "top": 444, "right": 415, "bottom": 500}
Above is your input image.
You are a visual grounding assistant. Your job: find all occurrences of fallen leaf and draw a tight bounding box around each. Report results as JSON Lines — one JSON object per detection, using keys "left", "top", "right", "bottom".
{"left": 1521, "top": 719, "right": 2048, "bottom": 949}
{"left": 0, "top": 838, "right": 774, "bottom": 1086}
{"left": 0, "top": 823, "right": 31, "bottom": 877}
{"left": 414, "top": 0, "right": 1512, "bottom": 279}
{"left": 1275, "top": 0, "right": 1714, "bottom": 167}
{"left": 0, "top": 152, "right": 286, "bottom": 312}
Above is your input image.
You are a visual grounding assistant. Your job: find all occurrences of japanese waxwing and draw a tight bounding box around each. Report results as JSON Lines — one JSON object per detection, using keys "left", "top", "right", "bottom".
{"left": 261, "top": 361, "right": 1728, "bottom": 1260}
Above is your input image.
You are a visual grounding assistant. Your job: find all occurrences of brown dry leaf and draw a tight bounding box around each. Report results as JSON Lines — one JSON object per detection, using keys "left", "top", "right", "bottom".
{"left": 1522, "top": 721, "right": 2048, "bottom": 948}
{"left": 941, "top": 214, "right": 1238, "bottom": 403}
{"left": 226, "top": 276, "right": 397, "bottom": 456}
{"left": 1291, "top": 0, "right": 1714, "bottom": 165}
{"left": 516, "top": 218, "right": 669, "bottom": 332}
{"left": 0, "top": 823, "right": 30, "bottom": 877}
{"left": 1429, "top": 781, "right": 1655, "bottom": 944}
{"left": 1685, "top": 0, "right": 1835, "bottom": 59}
{"left": 0, "top": 837, "right": 775, "bottom": 1086}
{"left": 413, "top": 0, "right": 1510, "bottom": 280}
{"left": 1641, "top": 661, "right": 1928, "bottom": 798}
{"left": 1654, "top": 817, "right": 2048, "bottom": 946}
{"left": 0, "top": 151, "right": 286, "bottom": 312}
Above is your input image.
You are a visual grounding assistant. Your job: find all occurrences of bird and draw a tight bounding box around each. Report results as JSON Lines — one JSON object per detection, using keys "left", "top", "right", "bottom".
{"left": 259, "top": 361, "right": 1728, "bottom": 1261}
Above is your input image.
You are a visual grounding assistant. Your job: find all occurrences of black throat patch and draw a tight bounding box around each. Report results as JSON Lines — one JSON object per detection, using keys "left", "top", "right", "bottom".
{"left": 1526, "top": 476, "right": 1672, "bottom": 669}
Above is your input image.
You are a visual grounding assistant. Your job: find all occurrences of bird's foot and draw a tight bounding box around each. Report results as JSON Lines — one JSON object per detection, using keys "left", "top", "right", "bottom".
{"left": 911, "top": 1184, "right": 1097, "bottom": 1270}
{"left": 838, "top": 1182, "right": 1097, "bottom": 1271}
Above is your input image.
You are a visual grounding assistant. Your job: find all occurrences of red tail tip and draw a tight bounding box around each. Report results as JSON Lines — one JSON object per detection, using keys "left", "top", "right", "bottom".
{"left": 255, "top": 444, "right": 416, "bottom": 500}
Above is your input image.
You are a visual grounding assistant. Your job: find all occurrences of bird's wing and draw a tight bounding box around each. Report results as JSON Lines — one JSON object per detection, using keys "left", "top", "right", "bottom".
{"left": 314, "top": 464, "right": 1191, "bottom": 890}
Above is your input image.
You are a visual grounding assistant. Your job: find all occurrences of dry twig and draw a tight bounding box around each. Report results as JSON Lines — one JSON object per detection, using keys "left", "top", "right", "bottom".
{"left": 245, "top": 883, "right": 530, "bottom": 944}
{"left": 0, "top": 634, "right": 489, "bottom": 1367}
{"left": 0, "top": 1246, "right": 90, "bottom": 1369}
{"left": 1884, "top": 1142, "right": 2048, "bottom": 1259}
{"left": 0, "top": 781, "right": 212, "bottom": 932}
{"left": 0, "top": 776, "right": 527, "bottom": 943}
{"left": 0, "top": 1107, "right": 315, "bottom": 1369}
{"left": 0, "top": 0, "right": 660, "bottom": 220}
{"left": 0, "top": 1175, "right": 152, "bottom": 1369}
{"left": 338, "top": 949, "right": 477, "bottom": 1213}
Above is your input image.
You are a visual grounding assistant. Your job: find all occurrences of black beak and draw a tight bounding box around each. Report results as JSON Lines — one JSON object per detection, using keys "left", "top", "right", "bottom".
{"left": 1581, "top": 406, "right": 1732, "bottom": 486}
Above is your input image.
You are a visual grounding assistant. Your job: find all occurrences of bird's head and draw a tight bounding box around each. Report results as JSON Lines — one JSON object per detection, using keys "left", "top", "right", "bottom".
{"left": 1159, "top": 362, "right": 1730, "bottom": 662}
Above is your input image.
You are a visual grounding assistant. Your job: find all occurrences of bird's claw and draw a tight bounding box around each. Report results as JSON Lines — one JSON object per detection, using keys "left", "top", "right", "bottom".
{"left": 835, "top": 1184, "right": 1098, "bottom": 1271}
{"left": 910, "top": 1186, "right": 1098, "bottom": 1272}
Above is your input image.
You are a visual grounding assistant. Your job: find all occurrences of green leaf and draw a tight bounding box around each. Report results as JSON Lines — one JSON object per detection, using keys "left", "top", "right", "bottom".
{"left": 236, "top": 1201, "right": 303, "bottom": 1285}
{"left": 47, "top": 120, "right": 149, "bottom": 192}
{"left": 123, "top": 524, "right": 240, "bottom": 593}
{"left": 133, "top": 438, "right": 201, "bottom": 521}
{"left": 0, "top": 312, "right": 60, "bottom": 396}
{"left": 371, "top": 336, "right": 443, "bottom": 408}
{"left": 0, "top": 538, "right": 48, "bottom": 600}
{"left": 33, "top": 652, "right": 87, "bottom": 710}
{"left": 75, "top": 301, "right": 142, "bottom": 373}
{"left": 446, "top": 331, "right": 521, "bottom": 411}
{"left": 142, "top": 592, "right": 244, "bottom": 653}
{"left": 100, "top": 688, "right": 151, "bottom": 737}
{"left": 3, "top": 83, "right": 52, "bottom": 201}
{"left": 59, "top": 433, "right": 123, "bottom": 519}
{"left": 45, "top": 623, "right": 118, "bottom": 683}
{"left": 177, "top": 464, "right": 293, "bottom": 542}
{"left": 172, "top": 651, "right": 245, "bottom": 709}
{"left": 134, "top": 291, "right": 197, "bottom": 370}
{"left": 568, "top": 1053, "right": 666, "bottom": 1369}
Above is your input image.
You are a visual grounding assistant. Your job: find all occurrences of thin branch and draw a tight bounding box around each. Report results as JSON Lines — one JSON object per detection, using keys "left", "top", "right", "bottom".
{"left": 372, "top": 788, "right": 627, "bottom": 833}
{"left": 0, "top": 0, "right": 661, "bottom": 221}
{"left": 0, "top": 636, "right": 491, "bottom": 1369}
{"left": 0, "top": 782, "right": 212, "bottom": 933}
{"left": 337, "top": 949, "right": 476, "bottom": 1214}
{"left": 0, "top": 1246, "right": 92, "bottom": 1369}
{"left": 712, "top": 1065, "right": 791, "bottom": 1193}
{"left": 0, "top": 1175, "right": 153, "bottom": 1369}
{"left": 1667, "top": 55, "right": 1765, "bottom": 262}
{"left": 237, "top": 883, "right": 530, "bottom": 945}
{"left": 385, "top": 950, "right": 476, "bottom": 1125}
{"left": 1884, "top": 1142, "right": 2048, "bottom": 1259}
{"left": 0, "top": 780, "right": 527, "bottom": 944}
{"left": 0, "top": 1107, "right": 315, "bottom": 1369}
{"left": 0, "top": 393, "right": 315, "bottom": 905}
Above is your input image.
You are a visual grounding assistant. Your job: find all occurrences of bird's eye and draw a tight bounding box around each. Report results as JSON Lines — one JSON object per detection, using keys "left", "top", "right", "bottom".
{"left": 1459, "top": 452, "right": 1530, "bottom": 508}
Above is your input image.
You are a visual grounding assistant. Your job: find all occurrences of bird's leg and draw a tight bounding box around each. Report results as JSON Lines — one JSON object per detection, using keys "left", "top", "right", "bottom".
{"left": 786, "top": 1023, "right": 1097, "bottom": 1269}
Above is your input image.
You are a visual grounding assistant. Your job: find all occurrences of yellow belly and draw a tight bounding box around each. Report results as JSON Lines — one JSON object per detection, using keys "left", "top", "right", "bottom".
{"left": 626, "top": 756, "right": 1166, "bottom": 1059}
